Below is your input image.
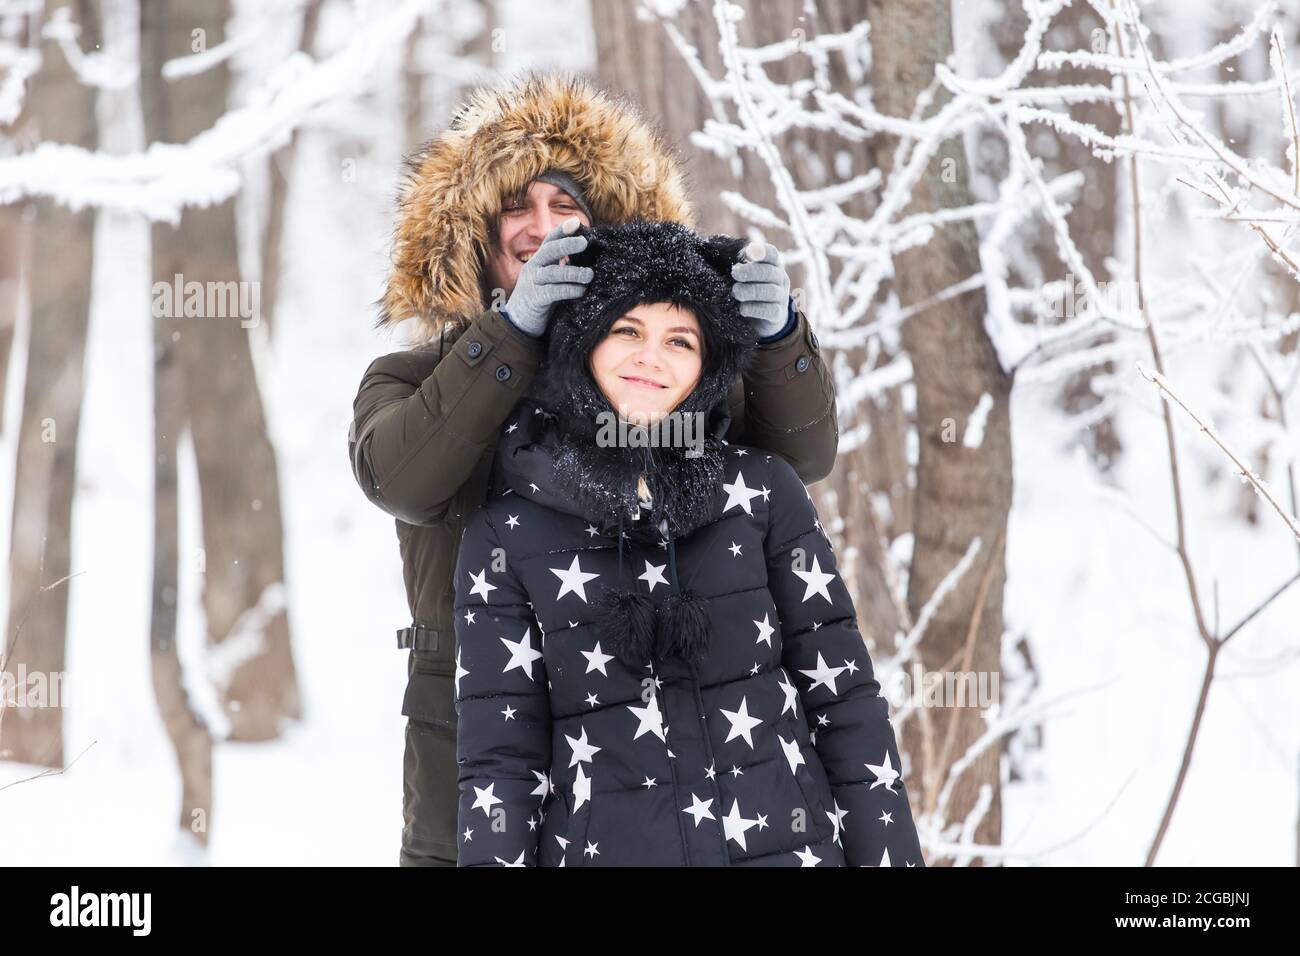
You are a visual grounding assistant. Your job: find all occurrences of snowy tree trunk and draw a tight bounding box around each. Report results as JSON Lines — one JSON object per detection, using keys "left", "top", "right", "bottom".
{"left": 866, "top": 0, "right": 1013, "bottom": 859}
{"left": 261, "top": 0, "right": 321, "bottom": 341}
{"left": 0, "top": 16, "right": 30, "bottom": 426}
{"left": 141, "top": 0, "right": 300, "bottom": 745}
{"left": 2, "top": 0, "right": 100, "bottom": 770}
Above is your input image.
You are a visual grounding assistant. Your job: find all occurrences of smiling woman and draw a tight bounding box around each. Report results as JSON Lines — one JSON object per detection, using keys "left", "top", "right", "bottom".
{"left": 588, "top": 302, "right": 705, "bottom": 427}
{"left": 450, "top": 218, "right": 923, "bottom": 867}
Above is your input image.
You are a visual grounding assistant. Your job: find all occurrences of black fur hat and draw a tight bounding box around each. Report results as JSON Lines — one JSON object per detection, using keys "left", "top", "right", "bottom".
{"left": 529, "top": 218, "right": 758, "bottom": 438}
{"left": 516, "top": 218, "right": 762, "bottom": 670}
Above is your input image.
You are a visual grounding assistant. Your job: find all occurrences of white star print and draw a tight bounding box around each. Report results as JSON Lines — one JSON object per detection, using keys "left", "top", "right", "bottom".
{"left": 722, "top": 799, "right": 761, "bottom": 850}
{"left": 501, "top": 705, "right": 516, "bottom": 720}
{"left": 531, "top": 770, "right": 550, "bottom": 800}
{"left": 573, "top": 763, "right": 592, "bottom": 811}
{"left": 628, "top": 693, "right": 666, "bottom": 742}
{"left": 455, "top": 647, "right": 469, "bottom": 699}
{"left": 505, "top": 514, "right": 520, "bottom": 528}
{"left": 779, "top": 734, "right": 805, "bottom": 774}
{"left": 799, "top": 652, "right": 849, "bottom": 695}
{"left": 753, "top": 612, "right": 775, "bottom": 646}
{"left": 585, "top": 524, "right": 600, "bottom": 538}
{"left": 582, "top": 641, "right": 615, "bottom": 676}
{"left": 550, "top": 555, "right": 600, "bottom": 603}
{"left": 584, "top": 841, "right": 599, "bottom": 859}
{"left": 682, "top": 793, "right": 715, "bottom": 826}
{"left": 467, "top": 568, "right": 497, "bottom": 602}
{"left": 728, "top": 541, "right": 742, "bottom": 557}
{"left": 720, "top": 696, "right": 763, "bottom": 748}
{"left": 792, "top": 554, "right": 836, "bottom": 603}
{"left": 721, "top": 469, "right": 764, "bottom": 516}
{"left": 500, "top": 626, "right": 543, "bottom": 681}
{"left": 777, "top": 670, "right": 799, "bottom": 716}
{"left": 584, "top": 692, "right": 599, "bottom": 707}
{"left": 464, "top": 609, "right": 476, "bottom": 625}
{"left": 470, "top": 783, "right": 502, "bottom": 817}
{"left": 641, "top": 777, "right": 658, "bottom": 788}
{"left": 506, "top": 422, "right": 518, "bottom": 433}
{"left": 565, "top": 726, "right": 601, "bottom": 767}
{"left": 879, "top": 810, "right": 894, "bottom": 825}
{"left": 794, "top": 845, "right": 821, "bottom": 866}
{"left": 829, "top": 799, "right": 848, "bottom": 846}
{"left": 864, "top": 750, "right": 902, "bottom": 793}
{"left": 638, "top": 560, "right": 669, "bottom": 592}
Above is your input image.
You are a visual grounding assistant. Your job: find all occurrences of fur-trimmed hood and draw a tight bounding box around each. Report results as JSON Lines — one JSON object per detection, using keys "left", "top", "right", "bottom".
{"left": 378, "top": 69, "right": 696, "bottom": 342}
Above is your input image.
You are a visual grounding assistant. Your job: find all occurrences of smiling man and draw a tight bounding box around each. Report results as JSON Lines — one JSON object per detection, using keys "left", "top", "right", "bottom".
{"left": 348, "top": 70, "right": 838, "bottom": 867}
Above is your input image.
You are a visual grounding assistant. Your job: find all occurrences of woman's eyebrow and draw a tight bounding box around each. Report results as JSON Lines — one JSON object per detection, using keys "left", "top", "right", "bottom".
{"left": 619, "top": 315, "right": 700, "bottom": 336}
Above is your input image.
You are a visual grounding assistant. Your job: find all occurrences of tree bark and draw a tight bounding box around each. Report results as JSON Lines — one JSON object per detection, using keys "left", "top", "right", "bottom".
{"left": 260, "top": 0, "right": 321, "bottom": 340}
{"left": 2, "top": 0, "right": 99, "bottom": 769}
{"left": 866, "top": 0, "right": 1013, "bottom": 860}
{"left": 141, "top": 0, "right": 299, "bottom": 748}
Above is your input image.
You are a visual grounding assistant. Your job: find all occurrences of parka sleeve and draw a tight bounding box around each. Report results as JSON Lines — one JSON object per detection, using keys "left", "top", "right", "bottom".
{"left": 348, "top": 307, "right": 545, "bottom": 526}
{"left": 763, "top": 456, "right": 925, "bottom": 867}
{"left": 736, "top": 303, "right": 839, "bottom": 486}
{"left": 452, "top": 505, "right": 553, "bottom": 866}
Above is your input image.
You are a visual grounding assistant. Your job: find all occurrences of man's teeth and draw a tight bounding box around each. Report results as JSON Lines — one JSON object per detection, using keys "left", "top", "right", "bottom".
{"left": 519, "top": 252, "right": 533, "bottom": 262}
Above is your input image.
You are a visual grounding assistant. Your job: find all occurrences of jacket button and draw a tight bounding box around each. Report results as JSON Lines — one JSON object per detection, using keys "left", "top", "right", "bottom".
{"left": 809, "top": 330, "right": 819, "bottom": 350}
{"left": 466, "top": 340, "right": 482, "bottom": 358}
{"left": 495, "top": 364, "right": 512, "bottom": 382}
{"left": 795, "top": 355, "right": 810, "bottom": 373}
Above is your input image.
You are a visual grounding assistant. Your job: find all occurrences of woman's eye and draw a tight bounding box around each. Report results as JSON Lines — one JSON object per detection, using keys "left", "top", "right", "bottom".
{"left": 672, "top": 338, "right": 694, "bottom": 349}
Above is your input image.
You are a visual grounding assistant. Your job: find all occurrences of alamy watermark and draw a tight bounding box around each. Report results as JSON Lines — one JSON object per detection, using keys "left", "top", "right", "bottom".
{"left": 152, "top": 273, "right": 261, "bottom": 328}
{"left": 595, "top": 408, "right": 706, "bottom": 458}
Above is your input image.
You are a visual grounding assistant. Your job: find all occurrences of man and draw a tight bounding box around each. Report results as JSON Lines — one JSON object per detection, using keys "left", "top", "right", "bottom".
{"left": 349, "top": 70, "right": 839, "bottom": 866}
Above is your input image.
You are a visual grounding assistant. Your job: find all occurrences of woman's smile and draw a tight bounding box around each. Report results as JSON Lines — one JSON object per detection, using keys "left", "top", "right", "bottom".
{"left": 619, "top": 374, "right": 667, "bottom": 390}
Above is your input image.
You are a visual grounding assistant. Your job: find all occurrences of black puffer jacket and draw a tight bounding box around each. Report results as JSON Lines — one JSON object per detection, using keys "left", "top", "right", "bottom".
{"left": 451, "top": 221, "right": 924, "bottom": 866}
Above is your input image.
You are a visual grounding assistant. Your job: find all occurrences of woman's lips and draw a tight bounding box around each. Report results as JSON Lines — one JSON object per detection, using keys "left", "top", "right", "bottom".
{"left": 620, "top": 375, "right": 666, "bottom": 390}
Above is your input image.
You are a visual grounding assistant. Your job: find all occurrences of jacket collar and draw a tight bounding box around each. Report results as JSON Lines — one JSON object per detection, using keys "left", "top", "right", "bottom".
{"left": 492, "top": 397, "right": 735, "bottom": 539}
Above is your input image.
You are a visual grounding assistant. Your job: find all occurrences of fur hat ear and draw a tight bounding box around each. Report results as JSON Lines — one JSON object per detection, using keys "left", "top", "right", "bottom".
{"left": 695, "top": 233, "right": 748, "bottom": 281}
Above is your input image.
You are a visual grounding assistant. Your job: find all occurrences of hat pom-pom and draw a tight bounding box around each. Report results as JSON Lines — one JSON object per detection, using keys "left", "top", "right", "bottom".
{"left": 595, "top": 588, "right": 658, "bottom": 668}
{"left": 658, "top": 589, "right": 711, "bottom": 669}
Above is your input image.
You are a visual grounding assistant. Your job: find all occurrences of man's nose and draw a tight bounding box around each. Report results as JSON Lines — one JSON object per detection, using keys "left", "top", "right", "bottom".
{"left": 525, "top": 206, "right": 559, "bottom": 241}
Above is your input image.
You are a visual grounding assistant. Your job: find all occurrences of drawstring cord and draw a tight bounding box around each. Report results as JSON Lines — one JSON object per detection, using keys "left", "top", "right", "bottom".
{"left": 617, "top": 510, "right": 626, "bottom": 585}
{"left": 666, "top": 521, "right": 680, "bottom": 593}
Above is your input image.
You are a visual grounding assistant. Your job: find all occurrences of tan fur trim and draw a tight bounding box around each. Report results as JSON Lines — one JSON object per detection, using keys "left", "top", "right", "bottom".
{"left": 378, "top": 69, "right": 697, "bottom": 343}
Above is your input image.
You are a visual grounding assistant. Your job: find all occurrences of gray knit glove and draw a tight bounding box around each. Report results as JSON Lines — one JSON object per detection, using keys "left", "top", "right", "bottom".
{"left": 502, "top": 218, "right": 593, "bottom": 338}
{"left": 731, "top": 240, "right": 793, "bottom": 339}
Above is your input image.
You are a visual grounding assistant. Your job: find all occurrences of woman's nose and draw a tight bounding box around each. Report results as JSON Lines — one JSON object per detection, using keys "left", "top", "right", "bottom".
{"left": 633, "top": 344, "right": 666, "bottom": 369}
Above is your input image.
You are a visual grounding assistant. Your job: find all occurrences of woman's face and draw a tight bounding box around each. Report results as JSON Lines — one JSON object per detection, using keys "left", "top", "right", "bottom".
{"left": 588, "top": 302, "right": 704, "bottom": 427}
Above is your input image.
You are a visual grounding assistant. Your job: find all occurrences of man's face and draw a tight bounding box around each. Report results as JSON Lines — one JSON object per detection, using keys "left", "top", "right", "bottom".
{"left": 484, "top": 180, "right": 592, "bottom": 298}
{"left": 588, "top": 302, "right": 704, "bottom": 427}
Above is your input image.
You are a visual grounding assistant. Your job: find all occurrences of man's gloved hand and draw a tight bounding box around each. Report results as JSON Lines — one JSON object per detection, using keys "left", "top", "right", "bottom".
{"left": 502, "top": 217, "right": 594, "bottom": 338}
{"left": 732, "top": 240, "right": 794, "bottom": 341}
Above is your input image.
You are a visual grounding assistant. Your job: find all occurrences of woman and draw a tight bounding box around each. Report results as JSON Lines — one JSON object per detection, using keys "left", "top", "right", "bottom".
{"left": 452, "top": 220, "right": 924, "bottom": 867}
